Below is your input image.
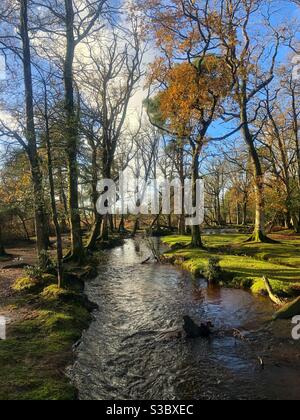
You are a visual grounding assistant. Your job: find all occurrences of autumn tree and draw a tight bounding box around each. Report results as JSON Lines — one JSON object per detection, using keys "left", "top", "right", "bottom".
{"left": 149, "top": 57, "right": 231, "bottom": 247}
{"left": 144, "top": 0, "right": 232, "bottom": 247}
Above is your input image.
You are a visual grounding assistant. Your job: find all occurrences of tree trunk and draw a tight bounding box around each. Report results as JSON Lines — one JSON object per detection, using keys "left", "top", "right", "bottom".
{"left": 236, "top": 202, "right": 241, "bottom": 225}
{"left": 101, "top": 215, "right": 109, "bottom": 240}
{"left": 242, "top": 197, "right": 247, "bottom": 226}
{"left": 178, "top": 146, "right": 186, "bottom": 235}
{"left": 99, "top": 159, "right": 111, "bottom": 241}
{"left": 190, "top": 146, "right": 203, "bottom": 248}
{"left": 168, "top": 214, "right": 172, "bottom": 230}
{"left": 86, "top": 143, "right": 102, "bottom": 250}
{"left": 240, "top": 105, "right": 271, "bottom": 243}
{"left": 44, "top": 86, "right": 64, "bottom": 288}
{"left": 132, "top": 217, "right": 140, "bottom": 237}
{"left": 20, "top": 0, "right": 49, "bottom": 262}
{"left": 58, "top": 167, "right": 69, "bottom": 233}
{"left": 178, "top": 215, "right": 186, "bottom": 235}
{"left": 64, "top": 0, "right": 84, "bottom": 261}
{"left": 0, "top": 224, "right": 6, "bottom": 256}
{"left": 118, "top": 215, "right": 126, "bottom": 233}
{"left": 290, "top": 87, "right": 300, "bottom": 233}
{"left": 18, "top": 214, "right": 31, "bottom": 242}
{"left": 86, "top": 214, "right": 103, "bottom": 250}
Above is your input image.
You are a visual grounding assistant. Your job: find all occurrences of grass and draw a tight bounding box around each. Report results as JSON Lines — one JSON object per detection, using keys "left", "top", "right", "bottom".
{"left": 162, "top": 232, "right": 300, "bottom": 297}
{"left": 0, "top": 275, "right": 93, "bottom": 400}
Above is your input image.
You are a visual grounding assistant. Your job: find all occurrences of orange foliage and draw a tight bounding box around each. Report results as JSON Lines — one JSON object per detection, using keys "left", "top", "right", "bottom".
{"left": 153, "top": 57, "right": 231, "bottom": 133}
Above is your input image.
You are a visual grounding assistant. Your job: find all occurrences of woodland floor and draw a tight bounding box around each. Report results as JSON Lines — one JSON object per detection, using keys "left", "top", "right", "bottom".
{"left": 0, "top": 236, "right": 92, "bottom": 400}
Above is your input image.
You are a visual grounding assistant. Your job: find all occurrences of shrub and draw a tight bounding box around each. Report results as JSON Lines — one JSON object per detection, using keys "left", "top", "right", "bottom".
{"left": 25, "top": 265, "right": 44, "bottom": 281}
{"left": 205, "top": 257, "right": 222, "bottom": 285}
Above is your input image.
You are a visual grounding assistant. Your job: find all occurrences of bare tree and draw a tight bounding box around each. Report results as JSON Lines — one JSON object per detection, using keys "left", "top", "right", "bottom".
{"left": 78, "top": 22, "right": 144, "bottom": 247}
{"left": 33, "top": 0, "right": 109, "bottom": 261}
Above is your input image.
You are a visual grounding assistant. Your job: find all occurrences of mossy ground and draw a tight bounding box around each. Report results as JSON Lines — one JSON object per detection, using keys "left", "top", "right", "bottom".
{"left": 162, "top": 231, "right": 300, "bottom": 297}
{"left": 0, "top": 275, "right": 92, "bottom": 400}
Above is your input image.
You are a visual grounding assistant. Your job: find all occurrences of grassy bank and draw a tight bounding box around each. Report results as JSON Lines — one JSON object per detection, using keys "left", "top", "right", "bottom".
{"left": 0, "top": 269, "right": 96, "bottom": 400}
{"left": 162, "top": 232, "right": 300, "bottom": 298}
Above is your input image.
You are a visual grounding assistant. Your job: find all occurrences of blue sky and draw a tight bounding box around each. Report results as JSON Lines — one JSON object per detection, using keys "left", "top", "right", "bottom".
{"left": 205, "top": 1, "right": 300, "bottom": 147}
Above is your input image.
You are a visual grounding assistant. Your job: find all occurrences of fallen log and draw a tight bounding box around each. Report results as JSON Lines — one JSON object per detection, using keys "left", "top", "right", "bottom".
{"left": 2, "top": 262, "right": 33, "bottom": 270}
{"left": 263, "top": 276, "right": 285, "bottom": 306}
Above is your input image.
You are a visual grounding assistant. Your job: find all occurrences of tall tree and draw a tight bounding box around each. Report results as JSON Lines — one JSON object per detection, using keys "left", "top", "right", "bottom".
{"left": 35, "top": 0, "right": 108, "bottom": 261}
{"left": 149, "top": 58, "right": 230, "bottom": 247}
{"left": 216, "top": 0, "right": 281, "bottom": 242}
{"left": 144, "top": 0, "right": 231, "bottom": 247}
{"left": 0, "top": 0, "right": 50, "bottom": 262}
{"left": 79, "top": 24, "right": 144, "bottom": 247}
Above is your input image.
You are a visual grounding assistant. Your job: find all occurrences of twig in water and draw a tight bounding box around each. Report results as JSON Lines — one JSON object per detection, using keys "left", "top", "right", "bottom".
{"left": 258, "top": 356, "right": 265, "bottom": 370}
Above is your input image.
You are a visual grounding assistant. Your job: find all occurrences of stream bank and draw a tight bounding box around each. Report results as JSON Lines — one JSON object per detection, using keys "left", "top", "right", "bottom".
{"left": 162, "top": 234, "right": 300, "bottom": 299}
{"left": 0, "top": 267, "right": 97, "bottom": 400}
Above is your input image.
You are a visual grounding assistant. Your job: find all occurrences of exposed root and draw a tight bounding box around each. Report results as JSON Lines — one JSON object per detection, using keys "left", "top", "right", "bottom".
{"left": 245, "top": 230, "right": 279, "bottom": 244}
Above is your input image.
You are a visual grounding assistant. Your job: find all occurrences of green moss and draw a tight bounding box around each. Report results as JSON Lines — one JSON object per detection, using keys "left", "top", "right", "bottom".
{"left": 41, "top": 285, "right": 72, "bottom": 300}
{"left": 13, "top": 274, "right": 57, "bottom": 293}
{"left": 20, "top": 380, "right": 76, "bottom": 401}
{"left": 251, "top": 278, "right": 298, "bottom": 297}
{"left": 0, "top": 275, "right": 92, "bottom": 400}
{"left": 12, "top": 276, "right": 38, "bottom": 292}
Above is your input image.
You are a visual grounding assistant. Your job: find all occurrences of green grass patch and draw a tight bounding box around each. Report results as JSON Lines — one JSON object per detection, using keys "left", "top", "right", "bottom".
{"left": 162, "top": 233, "right": 300, "bottom": 297}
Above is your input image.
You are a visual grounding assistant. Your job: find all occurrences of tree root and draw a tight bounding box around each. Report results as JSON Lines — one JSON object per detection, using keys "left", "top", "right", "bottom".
{"left": 263, "top": 276, "right": 285, "bottom": 306}
{"left": 245, "top": 230, "right": 279, "bottom": 244}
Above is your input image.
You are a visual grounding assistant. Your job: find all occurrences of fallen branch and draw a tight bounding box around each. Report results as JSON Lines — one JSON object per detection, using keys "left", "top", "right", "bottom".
{"left": 2, "top": 262, "right": 33, "bottom": 270}
{"left": 145, "top": 238, "right": 161, "bottom": 263}
{"left": 263, "top": 276, "right": 284, "bottom": 306}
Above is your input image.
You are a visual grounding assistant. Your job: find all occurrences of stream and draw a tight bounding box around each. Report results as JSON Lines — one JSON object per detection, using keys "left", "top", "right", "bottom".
{"left": 70, "top": 238, "right": 300, "bottom": 400}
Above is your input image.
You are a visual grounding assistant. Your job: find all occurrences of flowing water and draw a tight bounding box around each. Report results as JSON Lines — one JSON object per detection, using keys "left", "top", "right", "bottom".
{"left": 70, "top": 239, "right": 300, "bottom": 400}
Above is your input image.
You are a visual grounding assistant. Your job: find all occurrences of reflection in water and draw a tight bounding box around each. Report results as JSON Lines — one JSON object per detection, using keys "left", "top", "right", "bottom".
{"left": 70, "top": 239, "right": 300, "bottom": 400}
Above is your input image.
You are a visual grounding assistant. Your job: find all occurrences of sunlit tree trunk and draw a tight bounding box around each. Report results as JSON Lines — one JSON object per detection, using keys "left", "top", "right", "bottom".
{"left": 291, "top": 89, "right": 300, "bottom": 233}
{"left": 86, "top": 143, "right": 103, "bottom": 250}
{"left": 242, "top": 199, "right": 247, "bottom": 226}
{"left": 20, "top": 0, "right": 49, "bottom": 262}
{"left": 240, "top": 104, "right": 270, "bottom": 242}
{"left": 190, "top": 145, "right": 203, "bottom": 248}
{"left": 44, "top": 85, "right": 64, "bottom": 288}
{"left": 64, "top": 0, "right": 84, "bottom": 261}
{"left": 178, "top": 147, "right": 186, "bottom": 235}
